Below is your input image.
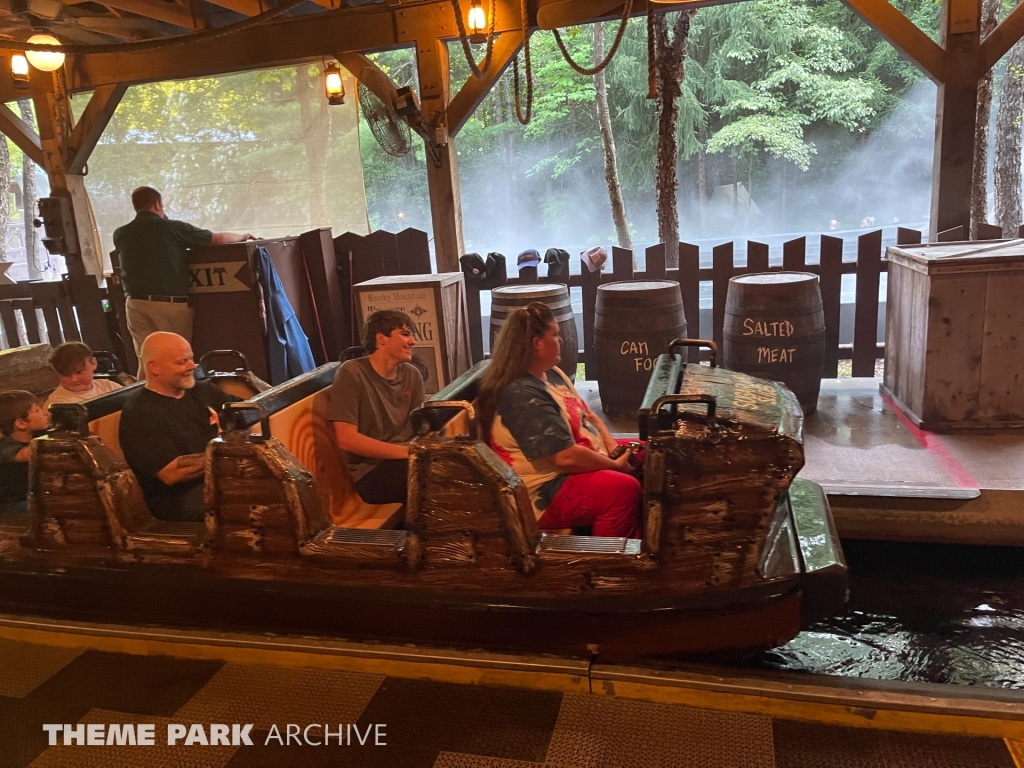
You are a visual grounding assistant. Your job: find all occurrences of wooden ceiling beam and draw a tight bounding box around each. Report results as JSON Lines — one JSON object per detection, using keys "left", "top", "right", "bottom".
{"left": 840, "top": 0, "right": 945, "bottom": 83}
{"left": 335, "top": 51, "right": 399, "bottom": 102}
{"left": 0, "top": 102, "right": 44, "bottom": 166}
{"left": 66, "top": 82, "right": 128, "bottom": 173}
{"left": 203, "top": 0, "right": 263, "bottom": 17}
{"left": 0, "top": 0, "right": 687, "bottom": 101}
{"left": 981, "top": 0, "right": 1024, "bottom": 72}
{"left": 96, "top": 0, "right": 201, "bottom": 29}
{"left": 446, "top": 30, "right": 523, "bottom": 136}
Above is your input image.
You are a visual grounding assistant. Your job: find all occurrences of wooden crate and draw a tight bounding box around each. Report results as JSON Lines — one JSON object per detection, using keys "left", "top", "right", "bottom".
{"left": 882, "top": 240, "right": 1024, "bottom": 429}
{"left": 353, "top": 273, "right": 470, "bottom": 395}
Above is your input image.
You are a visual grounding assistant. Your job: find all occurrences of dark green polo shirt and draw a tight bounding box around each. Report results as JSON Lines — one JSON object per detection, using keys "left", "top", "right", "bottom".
{"left": 112, "top": 211, "right": 213, "bottom": 298}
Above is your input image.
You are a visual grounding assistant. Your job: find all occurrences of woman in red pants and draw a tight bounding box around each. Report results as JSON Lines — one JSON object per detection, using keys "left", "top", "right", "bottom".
{"left": 476, "top": 302, "right": 642, "bottom": 538}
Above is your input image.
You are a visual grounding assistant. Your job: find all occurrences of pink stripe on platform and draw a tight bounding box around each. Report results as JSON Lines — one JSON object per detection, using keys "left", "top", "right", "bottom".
{"left": 879, "top": 393, "right": 981, "bottom": 489}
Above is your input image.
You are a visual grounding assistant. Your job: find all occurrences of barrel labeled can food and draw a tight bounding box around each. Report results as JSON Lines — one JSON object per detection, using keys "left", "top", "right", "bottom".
{"left": 595, "top": 280, "right": 687, "bottom": 418}
{"left": 490, "top": 284, "right": 579, "bottom": 380}
{"left": 723, "top": 272, "right": 825, "bottom": 414}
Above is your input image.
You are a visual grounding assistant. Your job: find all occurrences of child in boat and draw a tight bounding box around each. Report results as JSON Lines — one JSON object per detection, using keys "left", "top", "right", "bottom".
{"left": 476, "top": 301, "right": 643, "bottom": 538}
{"left": 0, "top": 390, "right": 51, "bottom": 515}
{"left": 45, "top": 342, "right": 122, "bottom": 408}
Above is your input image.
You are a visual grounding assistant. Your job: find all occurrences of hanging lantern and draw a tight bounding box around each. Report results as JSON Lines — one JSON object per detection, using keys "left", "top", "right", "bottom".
{"left": 10, "top": 54, "right": 29, "bottom": 87}
{"left": 25, "top": 34, "right": 65, "bottom": 72}
{"left": 323, "top": 62, "right": 345, "bottom": 105}
{"left": 467, "top": 0, "right": 487, "bottom": 44}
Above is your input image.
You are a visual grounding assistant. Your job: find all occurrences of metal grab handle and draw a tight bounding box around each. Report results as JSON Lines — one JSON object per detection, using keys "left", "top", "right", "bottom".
{"left": 220, "top": 401, "right": 271, "bottom": 439}
{"left": 412, "top": 400, "right": 477, "bottom": 437}
{"left": 649, "top": 393, "right": 718, "bottom": 431}
{"left": 200, "top": 349, "right": 251, "bottom": 374}
{"left": 668, "top": 338, "right": 718, "bottom": 367}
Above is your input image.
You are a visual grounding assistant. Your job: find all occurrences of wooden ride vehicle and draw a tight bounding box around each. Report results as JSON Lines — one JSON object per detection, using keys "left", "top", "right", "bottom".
{"left": 0, "top": 342, "right": 846, "bottom": 659}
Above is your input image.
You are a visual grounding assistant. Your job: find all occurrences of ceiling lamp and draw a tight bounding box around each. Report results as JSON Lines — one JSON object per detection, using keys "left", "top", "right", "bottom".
{"left": 467, "top": 0, "right": 488, "bottom": 43}
{"left": 25, "top": 34, "right": 65, "bottom": 72}
{"left": 10, "top": 54, "right": 29, "bottom": 88}
{"left": 323, "top": 62, "right": 345, "bottom": 105}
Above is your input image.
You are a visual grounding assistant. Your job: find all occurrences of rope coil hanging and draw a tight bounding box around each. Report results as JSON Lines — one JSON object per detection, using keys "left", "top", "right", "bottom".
{"left": 451, "top": 0, "right": 498, "bottom": 79}
{"left": 512, "top": 0, "right": 533, "bottom": 124}
{"left": 552, "top": 0, "right": 633, "bottom": 77}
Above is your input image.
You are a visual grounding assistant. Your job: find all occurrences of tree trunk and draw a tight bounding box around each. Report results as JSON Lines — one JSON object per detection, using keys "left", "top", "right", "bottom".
{"left": 696, "top": 125, "right": 708, "bottom": 232}
{"left": 971, "top": 0, "right": 1000, "bottom": 237}
{"left": 296, "top": 66, "right": 330, "bottom": 229}
{"left": 994, "top": 42, "right": 1024, "bottom": 236}
{"left": 593, "top": 22, "right": 633, "bottom": 253}
{"left": 18, "top": 99, "right": 39, "bottom": 279}
{"left": 653, "top": 11, "right": 692, "bottom": 268}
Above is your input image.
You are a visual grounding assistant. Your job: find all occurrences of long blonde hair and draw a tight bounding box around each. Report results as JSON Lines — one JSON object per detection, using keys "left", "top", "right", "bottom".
{"left": 478, "top": 301, "right": 555, "bottom": 444}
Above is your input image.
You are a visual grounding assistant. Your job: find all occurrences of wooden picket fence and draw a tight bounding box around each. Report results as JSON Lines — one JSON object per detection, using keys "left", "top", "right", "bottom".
{"left": 0, "top": 278, "right": 113, "bottom": 356}
{"left": 463, "top": 228, "right": 936, "bottom": 379}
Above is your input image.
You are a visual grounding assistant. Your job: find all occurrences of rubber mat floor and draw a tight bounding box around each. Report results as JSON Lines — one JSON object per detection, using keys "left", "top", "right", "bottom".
{"left": 0, "top": 638, "right": 1017, "bottom": 768}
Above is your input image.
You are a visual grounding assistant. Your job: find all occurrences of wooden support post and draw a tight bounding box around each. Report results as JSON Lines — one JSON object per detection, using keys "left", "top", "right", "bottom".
{"left": 31, "top": 70, "right": 107, "bottom": 281}
{"left": 417, "top": 37, "right": 465, "bottom": 273}
{"left": 930, "top": 0, "right": 981, "bottom": 240}
{"left": 66, "top": 83, "right": 129, "bottom": 175}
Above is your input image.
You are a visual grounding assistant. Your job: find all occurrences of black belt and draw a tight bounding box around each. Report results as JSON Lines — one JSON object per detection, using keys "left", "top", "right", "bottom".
{"left": 140, "top": 295, "right": 189, "bottom": 303}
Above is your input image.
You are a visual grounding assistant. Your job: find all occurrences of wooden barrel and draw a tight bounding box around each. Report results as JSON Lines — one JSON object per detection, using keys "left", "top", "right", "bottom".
{"left": 490, "top": 284, "right": 579, "bottom": 380}
{"left": 723, "top": 272, "right": 825, "bottom": 415}
{"left": 595, "top": 281, "right": 687, "bottom": 418}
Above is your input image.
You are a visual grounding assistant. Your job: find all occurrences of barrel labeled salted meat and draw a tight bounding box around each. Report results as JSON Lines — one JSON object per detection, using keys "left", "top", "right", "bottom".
{"left": 490, "top": 284, "right": 579, "bottom": 380}
{"left": 595, "top": 281, "right": 687, "bottom": 417}
{"left": 723, "top": 272, "right": 825, "bottom": 414}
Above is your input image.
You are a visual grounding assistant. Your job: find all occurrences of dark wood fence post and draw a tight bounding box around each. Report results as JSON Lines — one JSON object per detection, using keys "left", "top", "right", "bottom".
{"left": 611, "top": 246, "right": 633, "bottom": 282}
{"left": 783, "top": 237, "right": 807, "bottom": 272}
{"left": 395, "top": 228, "right": 432, "bottom": 274}
{"left": 747, "top": 241, "right": 769, "bottom": 274}
{"left": 819, "top": 235, "right": 844, "bottom": 378}
{"left": 679, "top": 243, "right": 700, "bottom": 338}
{"left": 645, "top": 242, "right": 666, "bottom": 280}
{"left": 852, "top": 230, "right": 883, "bottom": 377}
{"left": 976, "top": 223, "right": 1003, "bottom": 240}
{"left": 581, "top": 257, "right": 601, "bottom": 378}
{"left": 896, "top": 227, "right": 922, "bottom": 245}
{"left": 463, "top": 272, "right": 484, "bottom": 363}
{"left": 712, "top": 242, "right": 733, "bottom": 352}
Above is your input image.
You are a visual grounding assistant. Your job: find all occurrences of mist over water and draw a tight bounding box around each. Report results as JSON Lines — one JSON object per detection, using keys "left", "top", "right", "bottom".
{"left": 454, "top": 81, "right": 937, "bottom": 261}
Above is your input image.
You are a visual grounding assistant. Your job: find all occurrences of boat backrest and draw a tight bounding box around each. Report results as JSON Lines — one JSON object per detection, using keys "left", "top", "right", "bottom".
{"left": 206, "top": 425, "right": 328, "bottom": 558}
{"left": 407, "top": 407, "right": 539, "bottom": 574}
{"left": 29, "top": 428, "right": 153, "bottom": 552}
{"left": 641, "top": 355, "right": 805, "bottom": 589}
{"left": 205, "top": 364, "right": 340, "bottom": 556}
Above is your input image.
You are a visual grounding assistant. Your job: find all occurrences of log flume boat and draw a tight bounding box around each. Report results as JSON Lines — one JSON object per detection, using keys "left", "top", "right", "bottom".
{"left": 0, "top": 340, "right": 847, "bottom": 660}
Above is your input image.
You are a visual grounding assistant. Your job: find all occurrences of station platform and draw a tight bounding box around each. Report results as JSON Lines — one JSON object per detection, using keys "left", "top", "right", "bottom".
{"left": 578, "top": 378, "right": 1024, "bottom": 547}
{"left": 1, "top": 614, "right": 1022, "bottom": 768}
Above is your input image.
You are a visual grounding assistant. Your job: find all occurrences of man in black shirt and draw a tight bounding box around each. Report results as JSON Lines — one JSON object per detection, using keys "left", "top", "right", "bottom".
{"left": 119, "top": 332, "right": 237, "bottom": 522}
{"left": 113, "top": 186, "right": 256, "bottom": 376}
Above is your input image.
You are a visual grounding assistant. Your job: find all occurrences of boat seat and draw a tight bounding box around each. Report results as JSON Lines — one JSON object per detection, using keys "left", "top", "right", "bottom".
{"left": 125, "top": 520, "right": 208, "bottom": 557}
{"left": 408, "top": 400, "right": 539, "bottom": 573}
{"left": 301, "top": 526, "right": 408, "bottom": 562}
{"left": 308, "top": 388, "right": 403, "bottom": 530}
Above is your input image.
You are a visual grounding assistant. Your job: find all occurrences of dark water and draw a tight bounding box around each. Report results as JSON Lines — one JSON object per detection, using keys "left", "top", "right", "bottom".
{"left": 750, "top": 540, "right": 1024, "bottom": 688}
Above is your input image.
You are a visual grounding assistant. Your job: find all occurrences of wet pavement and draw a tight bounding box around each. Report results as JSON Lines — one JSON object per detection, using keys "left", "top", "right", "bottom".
{"left": 751, "top": 540, "right": 1024, "bottom": 688}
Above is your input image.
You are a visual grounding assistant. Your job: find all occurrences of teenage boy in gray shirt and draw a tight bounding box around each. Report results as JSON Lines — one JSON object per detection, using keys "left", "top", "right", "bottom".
{"left": 327, "top": 310, "right": 425, "bottom": 505}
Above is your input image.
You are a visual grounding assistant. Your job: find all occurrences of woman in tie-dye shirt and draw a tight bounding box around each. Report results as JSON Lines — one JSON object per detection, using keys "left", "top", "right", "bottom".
{"left": 477, "top": 302, "right": 642, "bottom": 538}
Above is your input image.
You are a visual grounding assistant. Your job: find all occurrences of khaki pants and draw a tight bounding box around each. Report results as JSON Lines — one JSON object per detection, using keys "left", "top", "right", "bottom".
{"left": 126, "top": 298, "right": 194, "bottom": 377}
